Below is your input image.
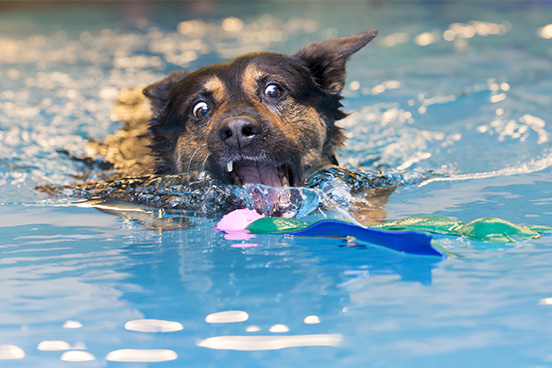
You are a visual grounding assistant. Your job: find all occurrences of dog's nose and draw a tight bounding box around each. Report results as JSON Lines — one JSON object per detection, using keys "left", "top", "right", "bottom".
{"left": 218, "top": 116, "right": 262, "bottom": 148}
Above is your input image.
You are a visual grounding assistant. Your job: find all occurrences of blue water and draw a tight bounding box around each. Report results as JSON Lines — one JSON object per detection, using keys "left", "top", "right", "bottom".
{"left": 1, "top": 1, "right": 552, "bottom": 367}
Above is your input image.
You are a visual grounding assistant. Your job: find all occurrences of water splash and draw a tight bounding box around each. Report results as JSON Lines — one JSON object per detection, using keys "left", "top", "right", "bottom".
{"left": 38, "top": 167, "right": 430, "bottom": 221}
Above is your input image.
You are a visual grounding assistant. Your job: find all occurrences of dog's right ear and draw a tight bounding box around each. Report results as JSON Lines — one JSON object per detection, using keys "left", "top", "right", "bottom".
{"left": 296, "top": 29, "right": 377, "bottom": 95}
{"left": 143, "top": 70, "right": 189, "bottom": 111}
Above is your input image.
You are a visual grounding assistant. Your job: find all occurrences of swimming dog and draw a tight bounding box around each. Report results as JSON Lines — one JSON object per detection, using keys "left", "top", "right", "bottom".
{"left": 142, "top": 29, "right": 378, "bottom": 187}
{"left": 60, "top": 29, "right": 390, "bottom": 225}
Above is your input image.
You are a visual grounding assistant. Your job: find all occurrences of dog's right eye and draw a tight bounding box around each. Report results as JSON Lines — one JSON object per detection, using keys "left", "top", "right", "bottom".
{"left": 264, "top": 84, "right": 283, "bottom": 99}
{"left": 192, "top": 101, "right": 210, "bottom": 119}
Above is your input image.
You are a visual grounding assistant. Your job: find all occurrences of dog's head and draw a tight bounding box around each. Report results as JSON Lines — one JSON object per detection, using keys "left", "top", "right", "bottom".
{"left": 143, "top": 29, "right": 377, "bottom": 187}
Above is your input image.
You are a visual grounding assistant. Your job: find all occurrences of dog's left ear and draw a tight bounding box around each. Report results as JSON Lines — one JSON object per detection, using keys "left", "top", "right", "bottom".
{"left": 296, "top": 29, "right": 378, "bottom": 95}
{"left": 143, "top": 70, "right": 189, "bottom": 111}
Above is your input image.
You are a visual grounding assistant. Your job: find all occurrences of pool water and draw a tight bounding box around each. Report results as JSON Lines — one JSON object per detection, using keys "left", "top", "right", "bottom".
{"left": 1, "top": 1, "right": 552, "bottom": 367}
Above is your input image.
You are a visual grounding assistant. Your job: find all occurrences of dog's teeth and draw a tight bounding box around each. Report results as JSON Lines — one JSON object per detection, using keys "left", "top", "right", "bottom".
{"left": 226, "top": 161, "right": 233, "bottom": 173}
{"left": 281, "top": 176, "right": 289, "bottom": 187}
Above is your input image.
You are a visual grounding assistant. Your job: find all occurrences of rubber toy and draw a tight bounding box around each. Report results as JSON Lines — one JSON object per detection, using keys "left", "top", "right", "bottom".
{"left": 371, "top": 216, "right": 552, "bottom": 243}
{"left": 215, "top": 208, "right": 264, "bottom": 232}
{"left": 215, "top": 209, "right": 445, "bottom": 257}
{"left": 215, "top": 209, "right": 552, "bottom": 257}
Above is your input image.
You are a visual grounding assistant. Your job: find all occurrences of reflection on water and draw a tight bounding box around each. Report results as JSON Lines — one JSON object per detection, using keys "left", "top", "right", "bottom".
{"left": 37, "top": 341, "right": 71, "bottom": 351}
{"left": 199, "top": 310, "right": 343, "bottom": 351}
{"left": 205, "top": 310, "right": 249, "bottom": 323}
{"left": 246, "top": 325, "right": 261, "bottom": 332}
{"left": 268, "top": 324, "right": 290, "bottom": 333}
{"left": 538, "top": 23, "right": 552, "bottom": 39}
{"left": 31, "top": 311, "right": 345, "bottom": 357}
{"left": 197, "top": 334, "right": 343, "bottom": 351}
{"left": 105, "top": 349, "right": 177, "bottom": 363}
{"left": 0, "top": 203, "right": 442, "bottom": 363}
{"left": 0, "top": 345, "right": 25, "bottom": 360}
{"left": 304, "top": 315, "right": 321, "bottom": 324}
{"left": 60, "top": 351, "right": 96, "bottom": 362}
{"left": 62, "top": 320, "right": 83, "bottom": 329}
{"left": 124, "top": 319, "right": 184, "bottom": 332}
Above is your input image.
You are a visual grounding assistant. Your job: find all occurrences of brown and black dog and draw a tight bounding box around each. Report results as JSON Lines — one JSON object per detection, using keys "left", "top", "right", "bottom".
{"left": 72, "top": 29, "right": 390, "bottom": 225}
{"left": 141, "top": 29, "right": 378, "bottom": 187}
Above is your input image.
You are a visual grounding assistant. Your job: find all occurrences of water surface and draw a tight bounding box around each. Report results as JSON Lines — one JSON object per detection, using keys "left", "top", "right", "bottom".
{"left": 1, "top": 1, "right": 552, "bottom": 367}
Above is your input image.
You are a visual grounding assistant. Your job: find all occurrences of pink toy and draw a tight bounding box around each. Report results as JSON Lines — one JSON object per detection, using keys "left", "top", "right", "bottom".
{"left": 215, "top": 208, "right": 264, "bottom": 233}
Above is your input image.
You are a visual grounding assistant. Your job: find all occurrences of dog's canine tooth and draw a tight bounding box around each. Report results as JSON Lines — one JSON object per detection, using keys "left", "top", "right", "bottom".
{"left": 226, "top": 161, "right": 233, "bottom": 173}
{"left": 281, "top": 175, "right": 289, "bottom": 187}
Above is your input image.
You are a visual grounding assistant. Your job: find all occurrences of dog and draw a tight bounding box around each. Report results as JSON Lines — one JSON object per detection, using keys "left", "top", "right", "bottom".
{"left": 142, "top": 29, "right": 378, "bottom": 187}
{"left": 59, "top": 29, "right": 391, "bottom": 226}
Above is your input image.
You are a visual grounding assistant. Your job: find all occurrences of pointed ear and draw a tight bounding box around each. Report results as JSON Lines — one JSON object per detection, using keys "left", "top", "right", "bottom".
{"left": 143, "top": 70, "right": 189, "bottom": 111}
{"left": 295, "top": 29, "right": 378, "bottom": 94}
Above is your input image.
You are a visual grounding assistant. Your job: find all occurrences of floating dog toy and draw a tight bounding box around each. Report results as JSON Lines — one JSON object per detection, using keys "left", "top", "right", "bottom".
{"left": 216, "top": 209, "right": 445, "bottom": 257}
{"left": 215, "top": 209, "right": 552, "bottom": 258}
{"left": 371, "top": 216, "right": 552, "bottom": 243}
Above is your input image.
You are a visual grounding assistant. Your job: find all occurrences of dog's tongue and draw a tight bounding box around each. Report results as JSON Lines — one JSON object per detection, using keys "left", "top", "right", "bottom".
{"left": 235, "top": 161, "right": 281, "bottom": 187}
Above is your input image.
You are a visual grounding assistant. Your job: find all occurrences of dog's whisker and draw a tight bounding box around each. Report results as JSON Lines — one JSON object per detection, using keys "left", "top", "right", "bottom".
{"left": 187, "top": 144, "right": 208, "bottom": 176}
{"left": 201, "top": 152, "right": 212, "bottom": 175}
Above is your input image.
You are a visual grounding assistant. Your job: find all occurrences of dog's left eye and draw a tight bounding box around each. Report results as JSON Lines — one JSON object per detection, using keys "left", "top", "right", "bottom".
{"left": 264, "top": 84, "right": 283, "bottom": 99}
{"left": 192, "top": 101, "right": 210, "bottom": 118}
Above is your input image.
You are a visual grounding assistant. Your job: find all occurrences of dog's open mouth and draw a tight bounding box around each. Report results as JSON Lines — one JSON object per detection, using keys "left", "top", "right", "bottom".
{"left": 225, "top": 160, "right": 296, "bottom": 187}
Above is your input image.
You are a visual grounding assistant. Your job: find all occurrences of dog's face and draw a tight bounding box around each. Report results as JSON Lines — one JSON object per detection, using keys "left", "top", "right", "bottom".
{"left": 143, "top": 30, "right": 377, "bottom": 187}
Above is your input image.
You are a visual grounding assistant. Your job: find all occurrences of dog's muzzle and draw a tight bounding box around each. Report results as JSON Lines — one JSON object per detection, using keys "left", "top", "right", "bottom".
{"left": 217, "top": 116, "right": 297, "bottom": 187}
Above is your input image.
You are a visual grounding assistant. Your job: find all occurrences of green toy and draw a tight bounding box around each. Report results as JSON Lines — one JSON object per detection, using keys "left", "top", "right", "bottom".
{"left": 371, "top": 216, "right": 552, "bottom": 243}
